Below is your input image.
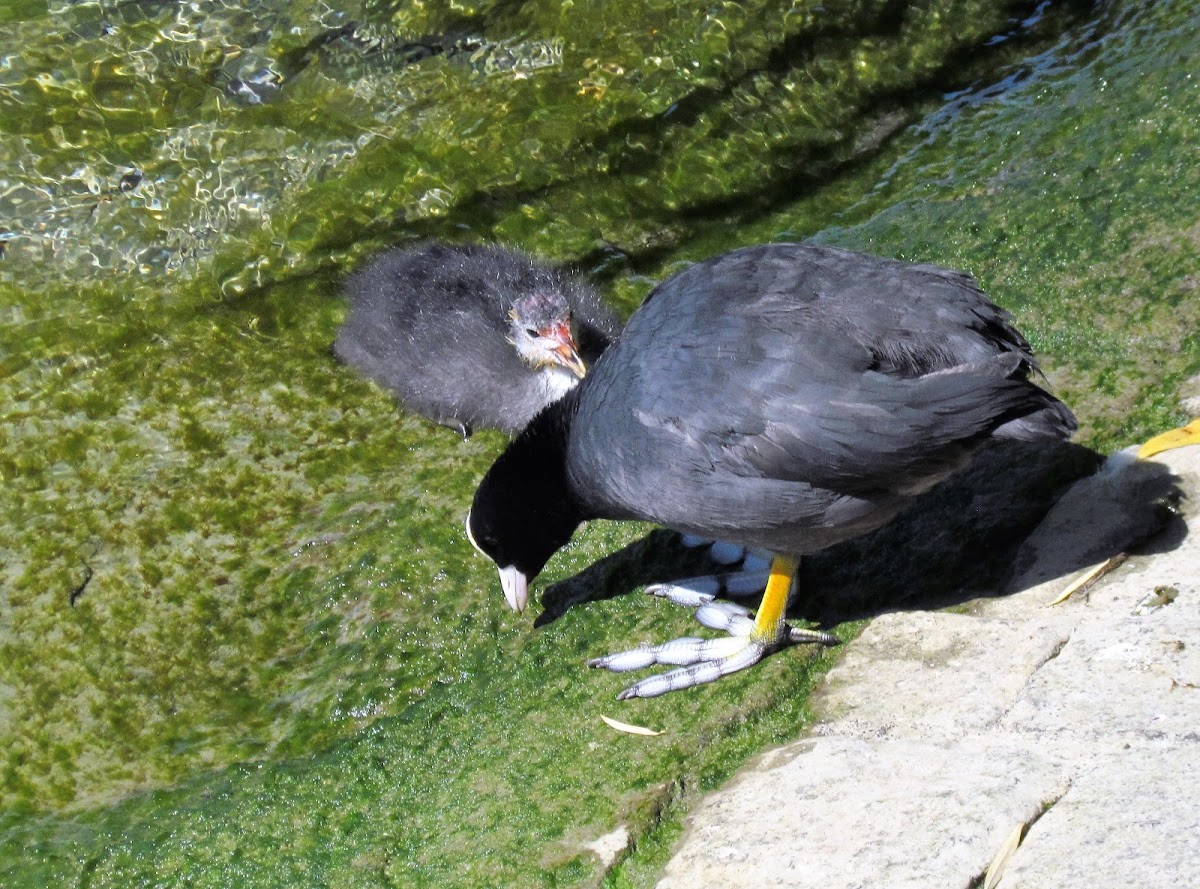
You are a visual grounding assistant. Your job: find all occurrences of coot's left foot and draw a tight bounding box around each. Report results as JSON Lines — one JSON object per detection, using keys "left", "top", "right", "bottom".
{"left": 587, "top": 555, "right": 838, "bottom": 699}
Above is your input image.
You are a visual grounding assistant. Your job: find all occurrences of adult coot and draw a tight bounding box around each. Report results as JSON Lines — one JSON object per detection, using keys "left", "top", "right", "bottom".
{"left": 466, "top": 243, "right": 1077, "bottom": 698}
{"left": 333, "top": 242, "right": 621, "bottom": 436}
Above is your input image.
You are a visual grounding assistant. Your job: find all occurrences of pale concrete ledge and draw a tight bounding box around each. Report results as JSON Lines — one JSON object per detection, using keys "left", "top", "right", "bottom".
{"left": 659, "top": 441, "right": 1199, "bottom": 888}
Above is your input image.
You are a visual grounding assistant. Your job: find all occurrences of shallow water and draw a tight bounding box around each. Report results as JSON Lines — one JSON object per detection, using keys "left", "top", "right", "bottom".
{"left": 1, "top": 0, "right": 1198, "bottom": 885}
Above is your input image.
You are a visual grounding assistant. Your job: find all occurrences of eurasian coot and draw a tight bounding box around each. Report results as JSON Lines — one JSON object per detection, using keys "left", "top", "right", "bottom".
{"left": 466, "top": 242, "right": 1077, "bottom": 698}
{"left": 333, "top": 242, "right": 621, "bottom": 436}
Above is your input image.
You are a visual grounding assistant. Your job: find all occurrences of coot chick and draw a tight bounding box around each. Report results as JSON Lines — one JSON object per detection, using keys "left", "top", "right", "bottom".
{"left": 466, "top": 243, "right": 1077, "bottom": 698}
{"left": 333, "top": 242, "right": 621, "bottom": 437}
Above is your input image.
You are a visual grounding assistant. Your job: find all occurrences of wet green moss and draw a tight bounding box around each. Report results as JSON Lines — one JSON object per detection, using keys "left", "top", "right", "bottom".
{"left": 0, "top": 603, "right": 840, "bottom": 887}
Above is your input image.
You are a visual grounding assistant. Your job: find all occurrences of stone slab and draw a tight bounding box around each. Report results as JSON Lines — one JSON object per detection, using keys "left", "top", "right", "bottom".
{"left": 659, "top": 443, "right": 1200, "bottom": 889}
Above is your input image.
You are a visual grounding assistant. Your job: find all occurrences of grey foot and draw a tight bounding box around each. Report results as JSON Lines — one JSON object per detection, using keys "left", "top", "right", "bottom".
{"left": 587, "top": 601, "right": 838, "bottom": 700}
{"left": 644, "top": 570, "right": 772, "bottom": 607}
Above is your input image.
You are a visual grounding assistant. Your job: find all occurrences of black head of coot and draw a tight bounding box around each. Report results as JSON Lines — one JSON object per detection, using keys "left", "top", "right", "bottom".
{"left": 466, "top": 396, "right": 586, "bottom": 611}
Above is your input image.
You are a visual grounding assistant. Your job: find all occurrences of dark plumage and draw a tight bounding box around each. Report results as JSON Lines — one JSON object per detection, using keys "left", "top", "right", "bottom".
{"left": 466, "top": 242, "right": 1076, "bottom": 698}
{"left": 333, "top": 242, "right": 621, "bottom": 436}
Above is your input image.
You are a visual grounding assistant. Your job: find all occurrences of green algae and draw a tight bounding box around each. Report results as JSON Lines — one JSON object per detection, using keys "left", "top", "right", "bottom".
{"left": 2, "top": 0, "right": 1199, "bottom": 886}
{"left": 0, "top": 570, "right": 841, "bottom": 887}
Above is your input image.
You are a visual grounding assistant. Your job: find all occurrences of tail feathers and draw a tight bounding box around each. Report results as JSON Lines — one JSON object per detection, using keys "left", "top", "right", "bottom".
{"left": 957, "top": 352, "right": 1077, "bottom": 442}
{"left": 993, "top": 396, "right": 1077, "bottom": 442}
{"left": 984, "top": 352, "right": 1077, "bottom": 441}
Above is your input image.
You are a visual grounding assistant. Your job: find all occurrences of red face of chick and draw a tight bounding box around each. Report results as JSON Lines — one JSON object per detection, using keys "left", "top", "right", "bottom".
{"left": 507, "top": 291, "right": 587, "bottom": 378}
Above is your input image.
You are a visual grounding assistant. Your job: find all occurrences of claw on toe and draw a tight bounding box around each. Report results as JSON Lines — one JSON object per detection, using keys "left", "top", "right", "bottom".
{"left": 788, "top": 625, "right": 840, "bottom": 646}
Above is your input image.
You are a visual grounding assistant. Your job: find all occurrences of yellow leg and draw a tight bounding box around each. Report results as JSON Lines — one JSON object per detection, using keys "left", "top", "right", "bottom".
{"left": 752, "top": 554, "right": 800, "bottom": 641}
{"left": 1138, "top": 418, "right": 1200, "bottom": 459}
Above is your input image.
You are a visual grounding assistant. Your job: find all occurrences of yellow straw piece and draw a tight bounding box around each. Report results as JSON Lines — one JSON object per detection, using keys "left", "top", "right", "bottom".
{"left": 600, "top": 715, "right": 665, "bottom": 736}
{"left": 983, "top": 823, "right": 1027, "bottom": 889}
{"left": 1048, "top": 554, "right": 1127, "bottom": 606}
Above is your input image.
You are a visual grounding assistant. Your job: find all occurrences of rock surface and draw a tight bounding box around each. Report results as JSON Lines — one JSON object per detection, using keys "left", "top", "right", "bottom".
{"left": 658, "top": 440, "right": 1199, "bottom": 888}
